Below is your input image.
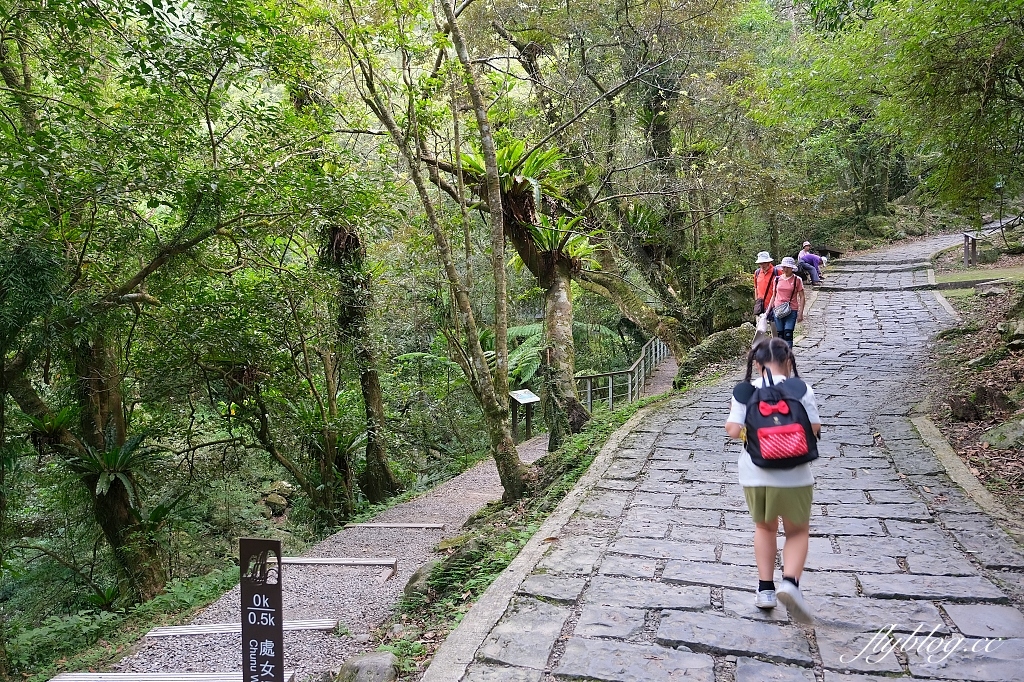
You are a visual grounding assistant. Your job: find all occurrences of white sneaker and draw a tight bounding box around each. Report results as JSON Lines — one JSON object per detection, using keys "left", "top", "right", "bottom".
{"left": 777, "top": 581, "right": 813, "bottom": 623}
{"left": 754, "top": 589, "right": 777, "bottom": 609}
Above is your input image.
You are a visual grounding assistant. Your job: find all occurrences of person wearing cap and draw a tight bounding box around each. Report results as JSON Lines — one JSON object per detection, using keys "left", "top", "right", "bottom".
{"left": 767, "top": 256, "right": 805, "bottom": 347}
{"left": 752, "top": 251, "right": 777, "bottom": 319}
{"left": 798, "top": 241, "right": 823, "bottom": 285}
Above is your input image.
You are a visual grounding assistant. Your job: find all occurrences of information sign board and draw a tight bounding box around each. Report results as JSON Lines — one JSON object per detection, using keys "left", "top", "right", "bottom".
{"left": 240, "top": 538, "right": 285, "bottom": 682}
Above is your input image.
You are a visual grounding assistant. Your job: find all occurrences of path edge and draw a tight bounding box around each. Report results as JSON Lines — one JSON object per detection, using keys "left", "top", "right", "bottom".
{"left": 421, "top": 398, "right": 669, "bottom": 682}
{"left": 910, "top": 414, "right": 1024, "bottom": 544}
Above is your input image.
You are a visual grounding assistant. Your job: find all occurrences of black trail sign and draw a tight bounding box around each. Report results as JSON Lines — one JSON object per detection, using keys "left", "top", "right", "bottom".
{"left": 240, "top": 538, "right": 285, "bottom": 682}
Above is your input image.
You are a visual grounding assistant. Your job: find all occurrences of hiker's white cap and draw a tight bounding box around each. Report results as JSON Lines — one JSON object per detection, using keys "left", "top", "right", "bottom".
{"left": 755, "top": 251, "right": 773, "bottom": 264}
{"left": 802, "top": 241, "right": 811, "bottom": 247}
{"left": 780, "top": 256, "right": 797, "bottom": 268}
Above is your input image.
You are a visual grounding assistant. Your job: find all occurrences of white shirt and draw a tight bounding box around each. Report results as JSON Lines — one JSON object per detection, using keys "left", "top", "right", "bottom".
{"left": 726, "top": 373, "right": 820, "bottom": 488}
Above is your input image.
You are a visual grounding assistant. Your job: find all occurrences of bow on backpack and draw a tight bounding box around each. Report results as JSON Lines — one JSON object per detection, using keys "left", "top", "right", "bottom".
{"left": 733, "top": 373, "right": 818, "bottom": 469}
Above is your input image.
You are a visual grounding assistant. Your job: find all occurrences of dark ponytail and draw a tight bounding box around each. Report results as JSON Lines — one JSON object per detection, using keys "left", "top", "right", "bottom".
{"left": 744, "top": 337, "right": 798, "bottom": 382}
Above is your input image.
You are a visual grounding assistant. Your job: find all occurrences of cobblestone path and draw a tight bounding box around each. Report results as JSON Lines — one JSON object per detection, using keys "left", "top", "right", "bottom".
{"left": 428, "top": 235, "right": 1024, "bottom": 682}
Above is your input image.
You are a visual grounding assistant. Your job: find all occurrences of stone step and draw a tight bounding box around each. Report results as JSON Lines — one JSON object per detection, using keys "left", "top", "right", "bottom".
{"left": 145, "top": 619, "right": 337, "bottom": 638}
{"left": 270, "top": 556, "right": 397, "bottom": 567}
{"left": 344, "top": 522, "right": 444, "bottom": 529}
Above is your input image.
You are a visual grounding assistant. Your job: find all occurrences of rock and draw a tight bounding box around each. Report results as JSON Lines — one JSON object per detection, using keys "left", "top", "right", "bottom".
{"left": 1005, "top": 240, "right": 1024, "bottom": 255}
{"left": 997, "top": 318, "right": 1024, "bottom": 341}
{"left": 403, "top": 558, "right": 441, "bottom": 599}
{"left": 267, "top": 480, "right": 295, "bottom": 498}
{"left": 335, "top": 652, "right": 398, "bottom": 682}
{"left": 864, "top": 215, "right": 895, "bottom": 237}
{"left": 673, "top": 322, "right": 755, "bottom": 386}
{"left": 978, "top": 240, "right": 1001, "bottom": 263}
{"left": 705, "top": 278, "right": 753, "bottom": 332}
{"left": 982, "top": 416, "right": 1024, "bottom": 449}
{"left": 979, "top": 285, "right": 1008, "bottom": 297}
{"left": 353, "top": 633, "right": 371, "bottom": 644}
{"left": 904, "top": 223, "right": 926, "bottom": 236}
{"left": 264, "top": 492, "right": 288, "bottom": 515}
{"left": 387, "top": 623, "right": 421, "bottom": 641}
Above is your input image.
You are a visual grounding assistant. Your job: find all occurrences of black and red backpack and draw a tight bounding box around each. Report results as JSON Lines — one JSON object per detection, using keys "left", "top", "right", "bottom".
{"left": 733, "top": 371, "right": 818, "bottom": 469}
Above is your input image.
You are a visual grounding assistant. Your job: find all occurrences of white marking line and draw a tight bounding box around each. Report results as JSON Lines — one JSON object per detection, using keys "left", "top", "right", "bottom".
{"left": 145, "top": 620, "right": 337, "bottom": 638}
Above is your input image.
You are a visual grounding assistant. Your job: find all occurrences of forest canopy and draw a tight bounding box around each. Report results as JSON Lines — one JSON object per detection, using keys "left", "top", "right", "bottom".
{"left": 1, "top": 0, "right": 1021, "bottom": 676}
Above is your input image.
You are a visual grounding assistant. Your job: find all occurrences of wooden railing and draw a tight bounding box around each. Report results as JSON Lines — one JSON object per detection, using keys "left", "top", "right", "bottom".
{"left": 576, "top": 337, "right": 671, "bottom": 412}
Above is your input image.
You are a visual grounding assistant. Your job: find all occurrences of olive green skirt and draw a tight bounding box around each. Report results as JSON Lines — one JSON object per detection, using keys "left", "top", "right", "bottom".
{"left": 743, "top": 485, "right": 813, "bottom": 525}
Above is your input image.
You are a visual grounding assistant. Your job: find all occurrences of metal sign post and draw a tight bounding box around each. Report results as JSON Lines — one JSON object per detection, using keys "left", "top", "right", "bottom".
{"left": 240, "top": 538, "right": 285, "bottom": 682}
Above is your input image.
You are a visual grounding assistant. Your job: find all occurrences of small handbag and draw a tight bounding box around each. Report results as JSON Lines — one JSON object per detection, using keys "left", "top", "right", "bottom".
{"left": 753, "top": 298, "right": 765, "bottom": 316}
{"left": 774, "top": 301, "right": 792, "bottom": 318}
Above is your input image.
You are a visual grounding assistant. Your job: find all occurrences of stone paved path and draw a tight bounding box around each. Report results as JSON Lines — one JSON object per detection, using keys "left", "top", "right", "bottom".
{"left": 428, "top": 235, "right": 1024, "bottom": 682}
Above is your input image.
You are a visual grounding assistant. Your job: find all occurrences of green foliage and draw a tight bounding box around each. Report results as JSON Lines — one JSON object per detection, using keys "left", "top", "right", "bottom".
{"left": 71, "top": 434, "right": 165, "bottom": 506}
{"left": 461, "top": 141, "right": 570, "bottom": 202}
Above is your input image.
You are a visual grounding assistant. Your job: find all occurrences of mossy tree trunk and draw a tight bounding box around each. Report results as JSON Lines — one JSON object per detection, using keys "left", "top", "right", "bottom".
{"left": 339, "top": 18, "right": 528, "bottom": 500}
{"left": 540, "top": 259, "right": 589, "bottom": 450}
{"left": 73, "top": 335, "right": 167, "bottom": 601}
{"left": 324, "top": 225, "right": 400, "bottom": 505}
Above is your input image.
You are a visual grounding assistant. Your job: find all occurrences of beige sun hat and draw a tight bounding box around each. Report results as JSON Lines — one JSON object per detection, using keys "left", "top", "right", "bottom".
{"left": 755, "top": 251, "right": 774, "bottom": 264}
{"left": 780, "top": 256, "right": 797, "bottom": 269}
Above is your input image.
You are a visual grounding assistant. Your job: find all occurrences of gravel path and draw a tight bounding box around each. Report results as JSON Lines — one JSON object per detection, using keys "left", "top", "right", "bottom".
{"left": 113, "top": 362, "right": 674, "bottom": 681}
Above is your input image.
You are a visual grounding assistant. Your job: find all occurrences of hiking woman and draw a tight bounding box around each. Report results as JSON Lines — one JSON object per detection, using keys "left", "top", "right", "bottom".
{"left": 768, "top": 256, "right": 805, "bottom": 347}
{"left": 752, "top": 251, "right": 776, "bottom": 317}
{"left": 724, "top": 338, "right": 821, "bottom": 623}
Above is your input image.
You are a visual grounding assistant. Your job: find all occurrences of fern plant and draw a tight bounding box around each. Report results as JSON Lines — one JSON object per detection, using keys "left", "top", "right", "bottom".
{"left": 71, "top": 434, "right": 164, "bottom": 508}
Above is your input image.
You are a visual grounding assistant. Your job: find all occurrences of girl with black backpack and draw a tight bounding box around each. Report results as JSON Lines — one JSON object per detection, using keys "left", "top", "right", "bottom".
{"left": 724, "top": 338, "right": 821, "bottom": 623}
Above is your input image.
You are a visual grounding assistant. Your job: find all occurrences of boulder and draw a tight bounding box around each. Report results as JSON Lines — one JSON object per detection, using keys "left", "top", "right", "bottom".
{"left": 979, "top": 285, "right": 1008, "bottom": 298}
{"left": 335, "top": 652, "right": 399, "bottom": 682}
{"left": 904, "top": 223, "right": 926, "bottom": 237}
{"left": 264, "top": 493, "right": 288, "bottom": 515}
{"left": 981, "top": 416, "right": 1024, "bottom": 449}
{"left": 705, "top": 279, "right": 754, "bottom": 332}
{"left": 403, "top": 558, "right": 441, "bottom": 599}
{"left": 997, "top": 319, "right": 1024, "bottom": 342}
{"left": 977, "top": 240, "right": 1001, "bottom": 264}
{"left": 864, "top": 215, "right": 895, "bottom": 237}
{"left": 268, "top": 480, "right": 296, "bottom": 498}
{"left": 674, "top": 323, "right": 755, "bottom": 387}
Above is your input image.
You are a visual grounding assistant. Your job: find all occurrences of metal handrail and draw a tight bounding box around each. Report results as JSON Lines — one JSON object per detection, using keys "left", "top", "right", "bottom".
{"left": 575, "top": 337, "right": 672, "bottom": 413}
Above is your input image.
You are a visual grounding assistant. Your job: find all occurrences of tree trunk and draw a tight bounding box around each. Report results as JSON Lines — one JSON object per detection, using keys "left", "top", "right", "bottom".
{"left": 73, "top": 337, "right": 126, "bottom": 450}
{"left": 325, "top": 225, "right": 400, "bottom": 506}
{"left": 542, "top": 260, "right": 589, "bottom": 450}
{"left": 444, "top": 0, "right": 511, "bottom": 408}
{"left": 356, "top": 343, "right": 400, "bottom": 502}
{"left": 73, "top": 335, "right": 166, "bottom": 601}
{"left": 87, "top": 471, "right": 166, "bottom": 600}
{"left": 341, "top": 38, "right": 528, "bottom": 500}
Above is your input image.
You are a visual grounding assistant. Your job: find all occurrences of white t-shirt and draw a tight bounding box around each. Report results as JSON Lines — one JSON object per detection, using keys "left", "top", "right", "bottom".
{"left": 726, "top": 374, "right": 820, "bottom": 488}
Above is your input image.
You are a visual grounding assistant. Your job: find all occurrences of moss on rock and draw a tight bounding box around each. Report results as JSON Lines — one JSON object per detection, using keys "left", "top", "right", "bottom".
{"left": 673, "top": 322, "right": 755, "bottom": 387}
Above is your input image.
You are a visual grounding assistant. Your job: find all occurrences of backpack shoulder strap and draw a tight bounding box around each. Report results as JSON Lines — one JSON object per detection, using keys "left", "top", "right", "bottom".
{"left": 733, "top": 382, "right": 756, "bottom": 404}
